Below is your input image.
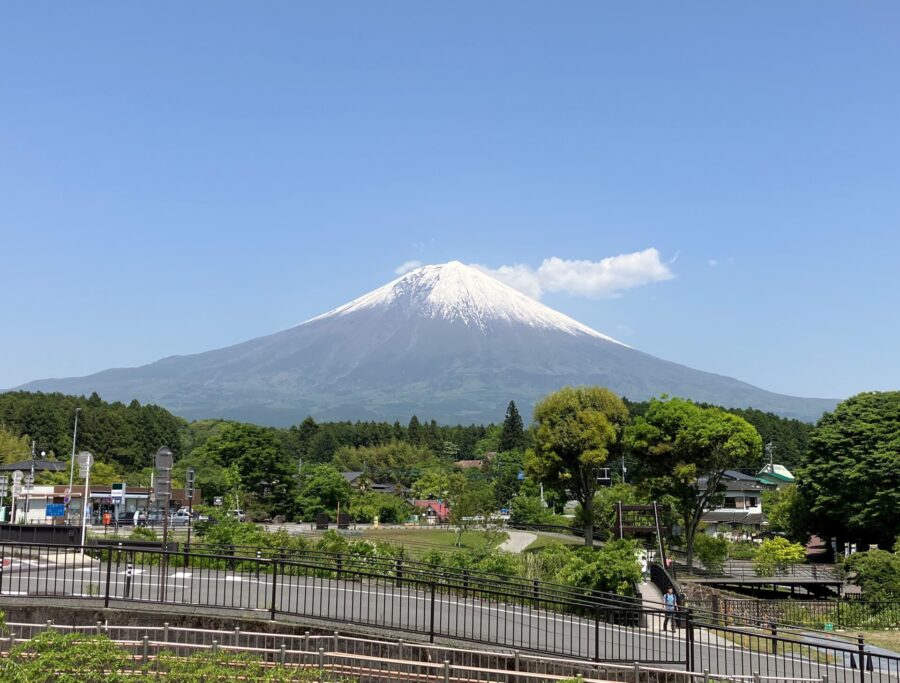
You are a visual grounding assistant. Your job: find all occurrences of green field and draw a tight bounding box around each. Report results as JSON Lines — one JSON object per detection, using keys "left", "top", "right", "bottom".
{"left": 350, "top": 527, "right": 507, "bottom": 557}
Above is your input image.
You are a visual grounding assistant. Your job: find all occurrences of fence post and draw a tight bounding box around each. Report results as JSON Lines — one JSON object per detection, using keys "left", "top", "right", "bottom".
{"left": 0, "top": 545, "right": 5, "bottom": 595}
{"left": 593, "top": 604, "right": 600, "bottom": 662}
{"left": 125, "top": 563, "right": 133, "bottom": 598}
{"left": 395, "top": 558, "right": 403, "bottom": 587}
{"left": 317, "top": 647, "right": 324, "bottom": 670}
{"left": 279, "top": 643, "right": 286, "bottom": 665}
{"left": 429, "top": 581, "right": 436, "bottom": 643}
{"left": 633, "top": 662, "right": 640, "bottom": 682}
{"left": 443, "top": 660, "right": 450, "bottom": 683}
{"left": 771, "top": 622, "right": 778, "bottom": 656}
{"left": 142, "top": 635, "right": 149, "bottom": 666}
{"left": 857, "top": 634, "right": 866, "bottom": 683}
{"left": 270, "top": 559, "right": 278, "bottom": 620}
{"left": 104, "top": 546, "right": 113, "bottom": 608}
{"left": 685, "top": 608, "right": 695, "bottom": 672}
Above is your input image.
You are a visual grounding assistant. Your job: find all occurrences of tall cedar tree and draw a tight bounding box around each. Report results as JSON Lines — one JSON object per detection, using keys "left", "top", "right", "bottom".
{"left": 498, "top": 400, "right": 526, "bottom": 452}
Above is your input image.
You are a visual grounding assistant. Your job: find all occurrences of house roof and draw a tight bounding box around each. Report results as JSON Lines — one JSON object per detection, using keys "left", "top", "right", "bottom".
{"left": 342, "top": 471, "right": 365, "bottom": 483}
{"left": 758, "top": 463, "right": 795, "bottom": 483}
{"left": 413, "top": 500, "right": 449, "bottom": 518}
{"left": 0, "top": 459, "right": 67, "bottom": 472}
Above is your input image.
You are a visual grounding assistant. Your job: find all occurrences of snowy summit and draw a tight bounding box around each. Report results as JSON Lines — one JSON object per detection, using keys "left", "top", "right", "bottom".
{"left": 309, "top": 261, "right": 624, "bottom": 344}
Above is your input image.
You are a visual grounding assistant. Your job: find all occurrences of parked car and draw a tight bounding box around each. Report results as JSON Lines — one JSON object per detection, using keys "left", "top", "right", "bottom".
{"left": 226, "top": 509, "right": 246, "bottom": 522}
{"left": 169, "top": 510, "right": 192, "bottom": 526}
{"left": 115, "top": 511, "right": 135, "bottom": 526}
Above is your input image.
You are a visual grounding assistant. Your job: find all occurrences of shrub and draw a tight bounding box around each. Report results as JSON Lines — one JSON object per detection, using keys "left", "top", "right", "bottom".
{"left": 1, "top": 631, "right": 131, "bottom": 683}
{"left": 694, "top": 534, "right": 728, "bottom": 573}
{"left": 753, "top": 537, "right": 805, "bottom": 577}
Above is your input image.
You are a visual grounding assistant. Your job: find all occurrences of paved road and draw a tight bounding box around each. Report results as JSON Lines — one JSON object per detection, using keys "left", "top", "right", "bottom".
{"left": 0, "top": 553, "right": 895, "bottom": 683}
{"left": 497, "top": 531, "right": 536, "bottom": 553}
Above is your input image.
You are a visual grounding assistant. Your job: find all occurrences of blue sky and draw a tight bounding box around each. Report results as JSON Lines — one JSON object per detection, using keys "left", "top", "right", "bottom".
{"left": 1, "top": 2, "right": 898, "bottom": 401}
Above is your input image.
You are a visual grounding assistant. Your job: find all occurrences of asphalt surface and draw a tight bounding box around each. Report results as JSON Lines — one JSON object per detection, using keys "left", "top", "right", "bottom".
{"left": 0, "top": 553, "right": 895, "bottom": 682}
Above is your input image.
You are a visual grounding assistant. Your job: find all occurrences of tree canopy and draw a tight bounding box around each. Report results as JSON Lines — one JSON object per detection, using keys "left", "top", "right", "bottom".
{"left": 626, "top": 397, "right": 762, "bottom": 565}
{"left": 527, "top": 386, "right": 629, "bottom": 545}
{"left": 797, "top": 391, "right": 900, "bottom": 547}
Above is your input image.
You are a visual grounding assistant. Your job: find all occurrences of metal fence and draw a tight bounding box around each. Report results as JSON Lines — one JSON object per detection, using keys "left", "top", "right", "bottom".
{"left": 1, "top": 620, "right": 830, "bottom": 683}
{"left": 687, "top": 597, "right": 900, "bottom": 631}
{"left": 0, "top": 541, "right": 898, "bottom": 683}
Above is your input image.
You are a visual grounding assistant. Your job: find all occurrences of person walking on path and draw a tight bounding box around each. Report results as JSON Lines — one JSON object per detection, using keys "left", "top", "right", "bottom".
{"left": 662, "top": 587, "right": 678, "bottom": 632}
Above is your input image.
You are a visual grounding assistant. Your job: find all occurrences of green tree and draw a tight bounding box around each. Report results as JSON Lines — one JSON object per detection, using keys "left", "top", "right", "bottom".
{"left": 0, "top": 425, "right": 31, "bottom": 464}
{"left": 412, "top": 467, "right": 457, "bottom": 500}
{"left": 527, "top": 386, "right": 630, "bottom": 546}
{"left": 753, "top": 537, "right": 806, "bottom": 577}
{"left": 488, "top": 450, "right": 524, "bottom": 508}
{"left": 407, "top": 415, "right": 423, "bottom": 445}
{"left": 331, "top": 441, "right": 437, "bottom": 485}
{"left": 498, "top": 400, "right": 526, "bottom": 452}
{"left": 626, "top": 397, "right": 762, "bottom": 566}
{"left": 843, "top": 548, "right": 900, "bottom": 600}
{"left": 296, "top": 464, "right": 352, "bottom": 520}
{"left": 348, "top": 491, "right": 412, "bottom": 524}
{"left": 693, "top": 533, "right": 729, "bottom": 573}
{"left": 446, "top": 476, "right": 495, "bottom": 545}
{"left": 761, "top": 484, "right": 809, "bottom": 543}
{"left": 797, "top": 391, "right": 900, "bottom": 548}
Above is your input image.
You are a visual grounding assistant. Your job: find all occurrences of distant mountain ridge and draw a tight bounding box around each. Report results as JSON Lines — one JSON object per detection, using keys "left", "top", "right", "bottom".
{"left": 15, "top": 261, "right": 838, "bottom": 425}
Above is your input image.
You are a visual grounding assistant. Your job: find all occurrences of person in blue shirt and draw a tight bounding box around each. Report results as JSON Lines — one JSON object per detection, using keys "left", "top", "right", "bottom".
{"left": 663, "top": 587, "right": 678, "bottom": 632}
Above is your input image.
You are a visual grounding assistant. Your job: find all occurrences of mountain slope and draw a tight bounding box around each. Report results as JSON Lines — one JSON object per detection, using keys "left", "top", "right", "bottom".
{"left": 15, "top": 262, "right": 838, "bottom": 424}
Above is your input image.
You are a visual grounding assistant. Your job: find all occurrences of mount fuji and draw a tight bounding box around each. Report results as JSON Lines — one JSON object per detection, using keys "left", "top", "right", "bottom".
{"left": 16, "top": 261, "right": 837, "bottom": 424}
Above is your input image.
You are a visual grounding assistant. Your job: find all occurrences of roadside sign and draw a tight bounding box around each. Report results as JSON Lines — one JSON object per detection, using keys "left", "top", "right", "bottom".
{"left": 213, "top": 496, "right": 223, "bottom": 507}
{"left": 78, "top": 451, "right": 93, "bottom": 478}
{"left": 46, "top": 504, "right": 65, "bottom": 517}
{"left": 111, "top": 482, "right": 126, "bottom": 504}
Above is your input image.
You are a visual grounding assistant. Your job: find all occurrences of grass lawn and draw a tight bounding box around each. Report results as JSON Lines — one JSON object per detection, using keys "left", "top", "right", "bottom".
{"left": 355, "top": 528, "right": 507, "bottom": 558}
{"left": 854, "top": 630, "right": 900, "bottom": 653}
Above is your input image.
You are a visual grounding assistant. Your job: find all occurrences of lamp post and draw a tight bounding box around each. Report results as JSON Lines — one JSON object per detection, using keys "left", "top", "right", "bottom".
{"left": 67, "top": 407, "right": 81, "bottom": 519}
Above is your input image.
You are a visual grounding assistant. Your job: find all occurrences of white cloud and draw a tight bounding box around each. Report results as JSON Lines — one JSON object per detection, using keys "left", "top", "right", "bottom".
{"left": 474, "top": 248, "right": 674, "bottom": 300}
{"left": 707, "top": 259, "right": 719, "bottom": 267}
{"left": 394, "top": 260, "right": 424, "bottom": 275}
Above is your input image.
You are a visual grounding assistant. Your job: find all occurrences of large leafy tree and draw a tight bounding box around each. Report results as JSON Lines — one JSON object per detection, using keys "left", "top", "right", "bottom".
{"left": 626, "top": 397, "right": 762, "bottom": 566}
{"left": 797, "top": 391, "right": 900, "bottom": 548}
{"left": 331, "top": 441, "right": 437, "bottom": 485}
{"left": 527, "top": 386, "right": 630, "bottom": 546}
{"left": 181, "top": 423, "right": 297, "bottom": 517}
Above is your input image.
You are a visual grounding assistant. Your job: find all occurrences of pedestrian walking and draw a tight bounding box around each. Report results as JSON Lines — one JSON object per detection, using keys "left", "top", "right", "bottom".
{"left": 662, "top": 587, "right": 678, "bottom": 632}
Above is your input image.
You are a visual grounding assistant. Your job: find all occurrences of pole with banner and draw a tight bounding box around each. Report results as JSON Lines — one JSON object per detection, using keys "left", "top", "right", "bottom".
{"left": 78, "top": 451, "right": 94, "bottom": 551}
{"left": 11, "top": 471, "right": 23, "bottom": 524}
{"left": 0, "top": 475, "right": 8, "bottom": 522}
{"left": 154, "top": 446, "right": 174, "bottom": 602}
{"left": 186, "top": 467, "right": 195, "bottom": 551}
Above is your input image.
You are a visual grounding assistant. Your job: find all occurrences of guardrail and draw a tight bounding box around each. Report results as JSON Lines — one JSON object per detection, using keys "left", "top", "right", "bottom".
{"left": 0, "top": 542, "right": 898, "bottom": 682}
{"left": 2, "top": 620, "right": 831, "bottom": 683}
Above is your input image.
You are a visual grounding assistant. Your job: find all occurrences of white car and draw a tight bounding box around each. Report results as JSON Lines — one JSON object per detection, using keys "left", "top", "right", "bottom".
{"left": 226, "top": 509, "right": 246, "bottom": 521}
{"left": 169, "top": 510, "right": 192, "bottom": 526}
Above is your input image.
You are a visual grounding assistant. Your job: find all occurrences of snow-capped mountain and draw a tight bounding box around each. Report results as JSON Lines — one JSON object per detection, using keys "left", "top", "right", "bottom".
{"left": 308, "top": 261, "right": 622, "bottom": 342}
{"left": 15, "top": 262, "right": 837, "bottom": 424}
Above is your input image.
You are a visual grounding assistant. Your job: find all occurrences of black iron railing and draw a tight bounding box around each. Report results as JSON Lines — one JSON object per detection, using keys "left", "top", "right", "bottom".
{"left": 0, "top": 541, "right": 898, "bottom": 682}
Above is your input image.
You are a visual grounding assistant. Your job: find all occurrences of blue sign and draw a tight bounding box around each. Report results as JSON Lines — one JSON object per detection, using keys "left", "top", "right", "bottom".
{"left": 45, "top": 504, "right": 65, "bottom": 518}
